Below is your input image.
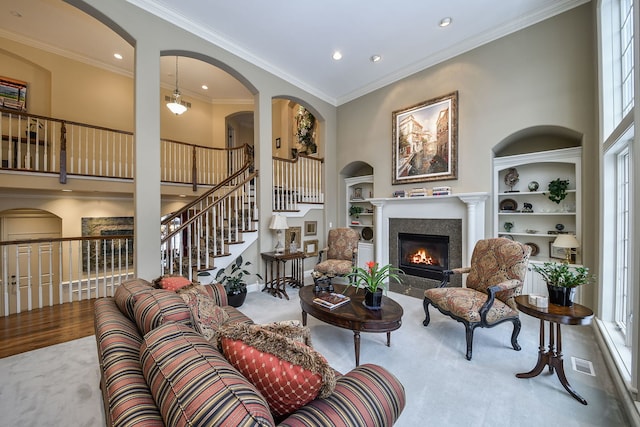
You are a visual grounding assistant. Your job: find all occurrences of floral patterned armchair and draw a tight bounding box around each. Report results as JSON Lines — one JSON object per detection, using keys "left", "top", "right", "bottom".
{"left": 312, "top": 228, "right": 360, "bottom": 291}
{"left": 423, "top": 238, "right": 531, "bottom": 360}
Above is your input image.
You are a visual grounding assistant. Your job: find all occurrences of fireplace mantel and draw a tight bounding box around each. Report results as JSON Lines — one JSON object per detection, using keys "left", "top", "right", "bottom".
{"left": 368, "top": 192, "right": 489, "bottom": 267}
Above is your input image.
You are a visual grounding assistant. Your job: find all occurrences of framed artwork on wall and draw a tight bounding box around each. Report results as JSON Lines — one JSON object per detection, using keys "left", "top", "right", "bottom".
{"left": 304, "top": 239, "right": 319, "bottom": 257}
{"left": 0, "top": 76, "right": 27, "bottom": 111}
{"left": 285, "top": 226, "right": 301, "bottom": 252}
{"left": 392, "top": 91, "right": 458, "bottom": 184}
{"left": 304, "top": 221, "right": 317, "bottom": 236}
{"left": 275, "top": 137, "right": 281, "bottom": 149}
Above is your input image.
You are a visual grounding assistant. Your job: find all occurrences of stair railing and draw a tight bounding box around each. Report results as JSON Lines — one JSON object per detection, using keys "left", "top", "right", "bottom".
{"left": 272, "top": 153, "right": 324, "bottom": 211}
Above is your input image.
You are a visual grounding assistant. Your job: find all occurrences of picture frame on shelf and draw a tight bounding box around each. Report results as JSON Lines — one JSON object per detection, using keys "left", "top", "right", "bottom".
{"left": 549, "top": 242, "right": 576, "bottom": 263}
{"left": 352, "top": 187, "right": 363, "bottom": 200}
{"left": 304, "top": 239, "right": 319, "bottom": 257}
{"left": 392, "top": 91, "right": 458, "bottom": 184}
{"left": 275, "top": 137, "right": 281, "bottom": 149}
{"left": 304, "top": 221, "right": 317, "bottom": 236}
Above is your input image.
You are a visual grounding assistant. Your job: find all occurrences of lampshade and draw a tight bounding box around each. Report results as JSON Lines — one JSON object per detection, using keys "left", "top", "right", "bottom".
{"left": 269, "top": 214, "right": 289, "bottom": 230}
{"left": 166, "top": 56, "right": 187, "bottom": 115}
{"left": 552, "top": 234, "right": 580, "bottom": 249}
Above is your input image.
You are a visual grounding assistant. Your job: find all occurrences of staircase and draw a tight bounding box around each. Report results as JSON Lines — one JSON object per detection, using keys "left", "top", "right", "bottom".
{"left": 161, "top": 154, "right": 259, "bottom": 280}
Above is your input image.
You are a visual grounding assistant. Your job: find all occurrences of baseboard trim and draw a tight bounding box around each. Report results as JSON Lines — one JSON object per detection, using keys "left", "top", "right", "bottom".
{"left": 593, "top": 319, "right": 640, "bottom": 425}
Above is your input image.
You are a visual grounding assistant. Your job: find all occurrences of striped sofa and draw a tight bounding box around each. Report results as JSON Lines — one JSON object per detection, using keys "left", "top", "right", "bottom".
{"left": 94, "top": 278, "right": 406, "bottom": 426}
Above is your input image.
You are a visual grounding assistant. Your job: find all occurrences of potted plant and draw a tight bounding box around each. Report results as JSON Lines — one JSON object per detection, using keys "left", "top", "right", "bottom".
{"left": 545, "top": 178, "right": 570, "bottom": 204}
{"left": 531, "top": 262, "right": 592, "bottom": 306}
{"left": 349, "top": 205, "right": 364, "bottom": 218}
{"left": 347, "top": 261, "right": 404, "bottom": 309}
{"left": 215, "top": 255, "right": 262, "bottom": 307}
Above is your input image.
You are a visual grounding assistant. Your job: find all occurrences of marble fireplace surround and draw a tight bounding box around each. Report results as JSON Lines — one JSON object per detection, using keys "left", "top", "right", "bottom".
{"left": 369, "top": 193, "right": 489, "bottom": 280}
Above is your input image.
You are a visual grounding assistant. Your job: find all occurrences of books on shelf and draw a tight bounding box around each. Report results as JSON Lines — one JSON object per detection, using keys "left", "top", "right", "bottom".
{"left": 313, "top": 292, "right": 351, "bottom": 309}
{"left": 432, "top": 186, "right": 451, "bottom": 196}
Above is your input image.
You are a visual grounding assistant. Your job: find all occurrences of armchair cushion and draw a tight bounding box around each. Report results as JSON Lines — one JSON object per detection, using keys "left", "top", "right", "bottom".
{"left": 325, "top": 228, "right": 359, "bottom": 261}
{"left": 314, "top": 259, "right": 354, "bottom": 276}
{"left": 424, "top": 287, "right": 518, "bottom": 324}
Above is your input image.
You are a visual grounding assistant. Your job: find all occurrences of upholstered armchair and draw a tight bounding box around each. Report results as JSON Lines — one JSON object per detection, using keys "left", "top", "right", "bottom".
{"left": 312, "top": 228, "right": 360, "bottom": 292}
{"left": 423, "top": 237, "right": 531, "bottom": 360}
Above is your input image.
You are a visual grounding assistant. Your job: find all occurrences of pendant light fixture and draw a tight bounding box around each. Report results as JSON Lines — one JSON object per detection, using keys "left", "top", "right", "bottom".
{"left": 166, "top": 56, "right": 187, "bottom": 115}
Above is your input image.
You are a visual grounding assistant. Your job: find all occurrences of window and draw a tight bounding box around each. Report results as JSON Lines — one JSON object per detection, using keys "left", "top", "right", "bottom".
{"left": 620, "top": 0, "right": 634, "bottom": 116}
{"left": 614, "top": 146, "right": 630, "bottom": 339}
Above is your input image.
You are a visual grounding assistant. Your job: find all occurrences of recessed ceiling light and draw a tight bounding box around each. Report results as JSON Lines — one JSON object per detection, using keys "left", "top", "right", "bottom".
{"left": 332, "top": 51, "right": 343, "bottom": 61}
{"left": 439, "top": 17, "right": 452, "bottom": 27}
{"left": 113, "top": 53, "right": 123, "bottom": 60}
{"left": 201, "top": 85, "right": 208, "bottom": 90}
{"left": 370, "top": 55, "right": 382, "bottom": 63}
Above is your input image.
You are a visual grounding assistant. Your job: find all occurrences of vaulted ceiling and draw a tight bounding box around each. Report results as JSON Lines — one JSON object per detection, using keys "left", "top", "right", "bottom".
{"left": 1, "top": 0, "right": 589, "bottom": 106}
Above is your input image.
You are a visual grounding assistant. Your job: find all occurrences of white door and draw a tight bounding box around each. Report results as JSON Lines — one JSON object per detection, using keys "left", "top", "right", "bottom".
{"left": 1, "top": 210, "right": 61, "bottom": 315}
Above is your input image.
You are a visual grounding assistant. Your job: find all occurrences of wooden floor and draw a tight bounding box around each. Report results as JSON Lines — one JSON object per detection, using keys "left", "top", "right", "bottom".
{"left": 0, "top": 299, "right": 96, "bottom": 359}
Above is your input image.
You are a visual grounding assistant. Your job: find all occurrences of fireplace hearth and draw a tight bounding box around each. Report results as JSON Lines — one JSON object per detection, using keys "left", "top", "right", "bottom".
{"left": 398, "top": 232, "right": 449, "bottom": 280}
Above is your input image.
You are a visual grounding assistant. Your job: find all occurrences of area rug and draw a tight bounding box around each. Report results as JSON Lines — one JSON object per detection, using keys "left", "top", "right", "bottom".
{"left": 0, "top": 335, "right": 104, "bottom": 427}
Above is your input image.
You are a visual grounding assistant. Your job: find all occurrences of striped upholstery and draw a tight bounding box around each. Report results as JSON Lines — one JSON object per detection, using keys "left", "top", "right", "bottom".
{"left": 279, "top": 364, "right": 406, "bottom": 427}
{"left": 222, "top": 305, "right": 254, "bottom": 325}
{"left": 114, "top": 278, "right": 154, "bottom": 320}
{"left": 133, "top": 290, "right": 193, "bottom": 335}
{"left": 140, "top": 322, "right": 275, "bottom": 427}
{"left": 94, "top": 298, "right": 164, "bottom": 426}
{"left": 201, "top": 283, "right": 229, "bottom": 306}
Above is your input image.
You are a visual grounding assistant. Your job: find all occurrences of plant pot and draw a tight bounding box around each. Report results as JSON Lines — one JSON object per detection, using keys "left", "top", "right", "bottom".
{"left": 547, "top": 284, "right": 576, "bottom": 307}
{"left": 364, "top": 289, "right": 383, "bottom": 309}
{"left": 227, "top": 289, "right": 247, "bottom": 308}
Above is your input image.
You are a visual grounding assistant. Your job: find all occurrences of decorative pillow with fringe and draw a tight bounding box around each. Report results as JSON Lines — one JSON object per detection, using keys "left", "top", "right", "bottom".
{"left": 217, "top": 322, "right": 335, "bottom": 419}
{"left": 180, "top": 292, "right": 229, "bottom": 341}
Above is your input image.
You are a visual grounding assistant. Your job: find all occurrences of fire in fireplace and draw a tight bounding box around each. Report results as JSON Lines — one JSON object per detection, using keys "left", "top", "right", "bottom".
{"left": 398, "top": 232, "right": 449, "bottom": 280}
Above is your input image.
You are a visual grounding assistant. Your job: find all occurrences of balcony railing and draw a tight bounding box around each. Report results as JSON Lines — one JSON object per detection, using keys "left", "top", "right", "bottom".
{"left": 0, "top": 235, "right": 134, "bottom": 316}
{"left": 272, "top": 154, "right": 324, "bottom": 211}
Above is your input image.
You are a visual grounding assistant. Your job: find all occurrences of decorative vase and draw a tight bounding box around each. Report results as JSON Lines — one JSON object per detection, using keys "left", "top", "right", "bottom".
{"left": 528, "top": 181, "right": 539, "bottom": 191}
{"left": 227, "top": 288, "right": 247, "bottom": 308}
{"left": 547, "top": 284, "right": 576, "bottom": 307}
{"left": 364, "top": 289, "right": 383, "bottom": 309}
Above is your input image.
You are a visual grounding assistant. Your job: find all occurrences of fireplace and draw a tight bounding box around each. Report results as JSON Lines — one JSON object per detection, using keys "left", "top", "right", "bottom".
{"left": 398, "top": 232, "right": 449, "bottom": 280}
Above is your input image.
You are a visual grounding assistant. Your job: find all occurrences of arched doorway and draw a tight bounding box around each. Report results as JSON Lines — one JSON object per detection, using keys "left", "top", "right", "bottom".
{"left": 0, "top": 208, "right": 62, "bottom": 315}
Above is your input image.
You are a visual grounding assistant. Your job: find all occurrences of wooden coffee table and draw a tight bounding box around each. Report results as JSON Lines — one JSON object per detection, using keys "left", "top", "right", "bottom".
{"left": 299, "top": 284, "right": 403, "bottom": 366}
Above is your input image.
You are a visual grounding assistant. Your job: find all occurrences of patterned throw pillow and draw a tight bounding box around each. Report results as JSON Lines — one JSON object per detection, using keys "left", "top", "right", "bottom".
{"left": 217, "top": 322, "right": 335, "bottom": 419}
{"left": 180, "top": 292, "right": 230, "bottom": 341}
{"left": 158, "top": 275, "right": 192, "bottom": 291}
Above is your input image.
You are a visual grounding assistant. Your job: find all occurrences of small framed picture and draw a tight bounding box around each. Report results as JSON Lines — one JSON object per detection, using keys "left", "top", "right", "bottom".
{"left": 304, "top": 239, "right": 319, "bottom": 257}
{"left": 304, "top": 221, "right": 317, "bottom": 236}
{"left": 275, "top": 137, "right": 281, "bottom": 149}
{"left": 549, "top": 242, "right": 576, "bottom": 262}
{"left": 285, "top": 226, "right": 301, "bottom": 252}
{"left": 352, "top": 187, "right": 363, "bottom": 200}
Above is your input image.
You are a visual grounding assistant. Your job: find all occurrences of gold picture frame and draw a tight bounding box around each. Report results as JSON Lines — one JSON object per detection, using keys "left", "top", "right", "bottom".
{"left": 304, "top": 239, "right": 319, "bottom": 257}
{"left": 392, "top": 91, "right": 458, "bottom": 184}
{"left": 285, "top": 226, "right": 301, "bottom": 252}
{"left": 304, "top": 221, "right": 317, "bottom": 236}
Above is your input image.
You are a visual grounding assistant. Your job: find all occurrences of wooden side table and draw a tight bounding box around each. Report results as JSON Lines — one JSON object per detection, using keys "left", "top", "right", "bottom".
{"left": 515, "top": 295, "right": 594, "bottom": 405}
{"left": 261, "top": 251, "right": 306, "bottom": 300}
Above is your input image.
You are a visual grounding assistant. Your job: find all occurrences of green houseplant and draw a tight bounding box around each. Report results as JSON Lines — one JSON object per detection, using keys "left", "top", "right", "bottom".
{"left": 532, "top": 262, "right": 592, "bottom": 306}
{"left": 215, "top": 255, "right": 262, "bottom": 307}
{"left": 545, "top": 178, "right": 570, "bottom": 204}
{"left": 349, "top": 205, "right": 364, "bottom": 218}
{"left": 347, "top": 261, "right": 404, "bottom": 308}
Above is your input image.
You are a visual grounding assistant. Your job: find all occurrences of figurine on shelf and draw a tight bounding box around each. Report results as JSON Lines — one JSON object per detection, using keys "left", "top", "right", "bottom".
{"left": 504, "top": 168, "right": 520, "bottom": 192}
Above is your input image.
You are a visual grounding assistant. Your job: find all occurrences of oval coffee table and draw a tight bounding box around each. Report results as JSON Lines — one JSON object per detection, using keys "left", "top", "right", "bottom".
{"left": 299, "top": 284, "right": 403, "bottom": 366}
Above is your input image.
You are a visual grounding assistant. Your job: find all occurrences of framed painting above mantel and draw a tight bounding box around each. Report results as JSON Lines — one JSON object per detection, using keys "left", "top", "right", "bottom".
{"left": 392, "top": 91, "right": 458, "bottom": 185}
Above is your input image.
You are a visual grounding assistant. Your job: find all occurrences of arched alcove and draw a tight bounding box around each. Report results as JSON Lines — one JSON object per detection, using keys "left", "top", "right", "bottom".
{"left": 493, "top": 125, "right": 583, "bottom": 157}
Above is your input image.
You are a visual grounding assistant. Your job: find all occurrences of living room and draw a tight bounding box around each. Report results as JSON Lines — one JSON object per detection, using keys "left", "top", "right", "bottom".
{"left": 0, "top": 0, "right": 638, "bottom": 425}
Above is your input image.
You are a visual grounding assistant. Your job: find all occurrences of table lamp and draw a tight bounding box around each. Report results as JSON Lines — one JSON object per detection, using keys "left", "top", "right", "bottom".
{"left": 269, "top": 214, "right": 289, "bottom": 254}
{"left": 552, "top": 234, "right": 579, "bottom": 264}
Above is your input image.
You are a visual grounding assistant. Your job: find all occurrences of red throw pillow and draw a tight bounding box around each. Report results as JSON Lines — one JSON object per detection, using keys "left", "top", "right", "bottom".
{"left": 217, "top": 323, "right": 335, "bottom": 418}
{"left": 159, "top": 276, "right": 191, "bottom": 291}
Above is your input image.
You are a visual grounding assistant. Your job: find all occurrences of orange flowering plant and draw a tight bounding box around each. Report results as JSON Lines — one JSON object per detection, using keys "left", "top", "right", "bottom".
{"left": 347, "top": 261, "right": 404, "bottom": 293}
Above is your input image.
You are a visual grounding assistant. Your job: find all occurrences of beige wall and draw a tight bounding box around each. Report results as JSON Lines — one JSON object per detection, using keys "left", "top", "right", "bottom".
{"left": 336, "top": 5, "right": 597, "bottom": 299}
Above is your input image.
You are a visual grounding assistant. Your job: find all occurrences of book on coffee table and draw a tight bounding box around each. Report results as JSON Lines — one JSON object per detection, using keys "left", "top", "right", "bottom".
{"left": 313, "top": 292, "right": 351, "bottom": 310}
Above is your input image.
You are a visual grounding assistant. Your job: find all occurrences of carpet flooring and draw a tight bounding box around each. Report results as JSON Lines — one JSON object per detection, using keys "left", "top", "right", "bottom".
{"left": 0, "top": 286, "right": 630, "bottom": 426}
